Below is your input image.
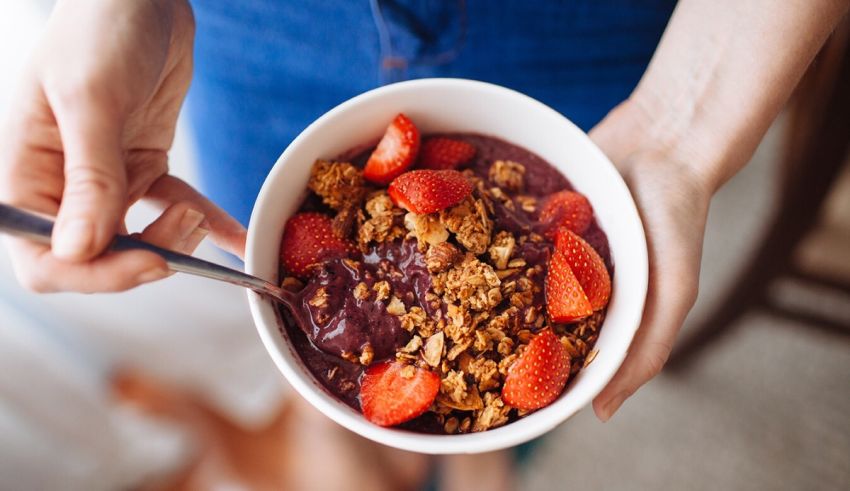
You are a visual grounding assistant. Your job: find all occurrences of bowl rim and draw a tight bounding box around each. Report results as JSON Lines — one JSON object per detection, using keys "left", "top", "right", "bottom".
{"left": 245, "top": 78, "right": 648, "bottom": 454}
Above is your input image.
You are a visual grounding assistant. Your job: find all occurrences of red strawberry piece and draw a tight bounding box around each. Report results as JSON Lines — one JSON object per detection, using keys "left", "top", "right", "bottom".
{"left": 539, "top": 190, "right": 593, "bottom": 238}
{"left": 545, "top": 246, "right": 593, "bottom": 322}
{"left": 363, "top": 113, "right": 420, "bottom": 184}
{"left": 554, "top": 229, "right": 611, "bottom": 311}
{"left": 279, "top": 212, "right": 354, "bottom": 279}
{"left": 360, "top": 361, "right": 440, "bottom": 427}
{"left": 388, "top": 169, "right": 472, "bottom": 214}
{"left": 502, "top": 330, "right": 571, "bottom": 410}
{"left": 419, "top": 137, "right": 477, "bottom": 170}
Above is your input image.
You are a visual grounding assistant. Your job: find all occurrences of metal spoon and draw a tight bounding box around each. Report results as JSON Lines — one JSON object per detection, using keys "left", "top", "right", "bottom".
{"left": 0, "top": 202, "right": 298, "bottom": 308}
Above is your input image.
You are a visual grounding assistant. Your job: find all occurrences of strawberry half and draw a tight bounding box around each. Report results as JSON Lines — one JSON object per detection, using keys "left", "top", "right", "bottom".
{"left": 280, "top": 212, "right": 354, "bottom": 279}
{"left": 363, "top": 113, "right": 420, "bottom": 184}
{"left": 419, "top": 137, "right": 476, "bottom": 170}
{"left": 360, "top": 361, "right": 440, "bottom": 427}
{"left": 388, "top": 169, "right": 472, "bottom": 214}
{"left": 555, "top": 229, "right": 611, "bottom": 311}
{"left": 545, "top": 246, "right": 593, "bottom": 322}
{"left": 502, "top": 330, "right": 571, "bottom": 410}
{"left": 539, "top": 190, "right": 593, "bottom": 238}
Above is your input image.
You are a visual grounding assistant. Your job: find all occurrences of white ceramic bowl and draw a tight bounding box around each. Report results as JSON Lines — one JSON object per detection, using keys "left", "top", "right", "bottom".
{"left": 246, "top": 78, "right": 648, "bottom": 454}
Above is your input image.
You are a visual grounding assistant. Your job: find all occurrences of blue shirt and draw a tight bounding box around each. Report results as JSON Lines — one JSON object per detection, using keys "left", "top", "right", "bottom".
{"left": 187, "top": 0, "right": 676, "bottom": 225}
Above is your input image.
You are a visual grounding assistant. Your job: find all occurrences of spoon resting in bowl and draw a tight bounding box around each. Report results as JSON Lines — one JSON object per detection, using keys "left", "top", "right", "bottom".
{"left": 0, "top": 202, "right": 300, "bottom": 311}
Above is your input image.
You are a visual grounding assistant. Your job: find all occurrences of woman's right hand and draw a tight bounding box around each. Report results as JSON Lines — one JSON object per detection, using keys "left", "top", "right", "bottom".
{"left": 0, "top": 0, "right": 245, "bottom": 293}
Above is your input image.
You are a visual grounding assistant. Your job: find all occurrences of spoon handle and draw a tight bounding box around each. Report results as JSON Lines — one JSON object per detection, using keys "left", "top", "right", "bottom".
{"left": 0, "top": 202, "right": 283, "bottom": 298}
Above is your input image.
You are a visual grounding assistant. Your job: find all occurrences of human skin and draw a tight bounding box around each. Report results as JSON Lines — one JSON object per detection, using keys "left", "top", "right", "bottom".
{"left": 589, "top": 0, "right": 850, "bottom": 420}
{"left": 0, "top": 0, "right": 847, "bottom": 473}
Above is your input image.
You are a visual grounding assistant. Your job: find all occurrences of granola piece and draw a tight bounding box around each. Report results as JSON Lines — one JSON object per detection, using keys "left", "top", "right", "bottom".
{"left": 488, "top": 160, "right": 525, "bottom": 192}
{"left": 472, "top": 392, "right": 511, "bottom": 432}
{"left": 332, "top": 205, "right": 358, "bottom": 239}
{"left": 399, "top": 306, "right": 428, "bottom": 333}
{"left": 386, "top": 296, "right": 407, "bottom": 316}
{"left": 488, "top": 231, "right": 516, "bottom": 270}
{"left": 353, "top": 282, "right": 370, "bottom": 301}
{"left": 439, "top": 370, "right": 484, "bottom": 411}
{"left": 446, "top": 337, "right": 473, "bottom": 361}
{"left": 444, "top": 304, "right": 474, "bottom": 343}
{"left": 400, "top": 335, "right": 423, "bottom": 353}
{"left": 459, "top": 417, "right": 472, "bottom": 433}
{"left": 280, "top": 276, "right": 304, "bottom": 292}
{"left": 515, "top": 195, "right": 537, "bottom": 213}
{"left": 358, "top": 191, "right": 406, "bottom": 248}
{"left": 440, "top": 197, "right": 493, "bottom": 254}
{"left": 473, "top": 329, "right": 493, "bottom": 353}
{"left": 422, "top": 332, "right": 445, "bottom": 367}
{"left": 424, "top": 242, "right": 461, "bottom": 273}
{"left": 468, "top": 357, "right": 500, "bottom": 392}
{"left": 308, "top": 160, "right": 365, "bottom": 211}
{"left": 372, "top": 280, "right": 391, "bottom": 301}
{"left": 496, "top": 336, "right": 515, "bottom": 357}
{"left": 498, "top": 353, "right": 519, "bottom": 376}
{"left": 341, "top": 351, "right": 359, "bottom": 364}
{"left": 308, "top": 287, "right": 329, "bottom": 308}
{"left": 432, "top": 255, "right": 502, "bottom": 311}
{"left": 404, "top": 212, "right": 449, "bottom": 249}
{"left": 359, "top": 343, "right": 375, "bottom": 366}
{"left": 444, "top": 417, "right": 460, "bottom": 434}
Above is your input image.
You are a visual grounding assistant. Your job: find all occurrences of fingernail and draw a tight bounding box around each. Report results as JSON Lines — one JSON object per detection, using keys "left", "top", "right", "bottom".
{"left": 181, "top": 226, "right": 209, "bottom": 253}
{"left": 136, "top": 267, "right": 169, "bottom": 284}
{"left": 600, "top": 391, "right": 630, "bottom": 422}
{"left": 53, "top": 219, "right": 93, "bottom": 259}
{"left": 178, "top": 209, "right": 206, "bottom": 241}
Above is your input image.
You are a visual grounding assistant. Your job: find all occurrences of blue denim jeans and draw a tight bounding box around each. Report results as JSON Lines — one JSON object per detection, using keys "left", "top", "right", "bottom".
{"left": 187, "top": 0, "right": 675, "bottom": 225}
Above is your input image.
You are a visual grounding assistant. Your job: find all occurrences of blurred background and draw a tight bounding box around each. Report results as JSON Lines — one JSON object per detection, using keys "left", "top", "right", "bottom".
{"left": 1, "top": 1, "right": 849, "bottom": 490}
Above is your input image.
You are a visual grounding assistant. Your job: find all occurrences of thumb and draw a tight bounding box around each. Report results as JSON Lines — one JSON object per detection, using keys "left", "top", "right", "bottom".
{"left": 51, "top": 98, "right": 127, "bottom": 261}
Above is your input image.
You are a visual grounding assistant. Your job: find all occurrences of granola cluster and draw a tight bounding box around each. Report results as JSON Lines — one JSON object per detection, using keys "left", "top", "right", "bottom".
{"left": 299, "top": 156, "right": 605, "bottom": 433}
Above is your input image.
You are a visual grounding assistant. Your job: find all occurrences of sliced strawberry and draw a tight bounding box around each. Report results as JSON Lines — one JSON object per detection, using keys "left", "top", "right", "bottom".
{"left": 419, "top": 137, "right": 476, "bottom": 170}
{"left": 502, "top": 330, "right": 571, "bottom": 410}
{"left": 280, "top": 212, "right": 354, "bottom": 279}
{"left": 363, "top": 113, "right": 420, "bottom": 184}
{"left": 555, "top": 229, "right": 611, "bottom": 311}
{"left": 539, "top": 190, "right": 593, "bottom": 238}
{"left": 545, "top": 246, "right": 593, "bottom": 322}
{"left": 360, "top": 361, "right": 440, "bottom": 427}
{"left": 388, "top": 169, "right": 472, "bottom": 214}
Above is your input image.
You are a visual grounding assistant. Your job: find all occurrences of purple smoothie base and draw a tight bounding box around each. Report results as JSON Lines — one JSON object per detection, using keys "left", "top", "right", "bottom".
{"left": 277, "top": 133, "right": 613, "bottom": 432}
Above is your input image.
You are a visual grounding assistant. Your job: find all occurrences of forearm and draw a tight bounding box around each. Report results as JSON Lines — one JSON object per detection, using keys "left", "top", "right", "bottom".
{"left": 615, "top": 0, "right": 849, "bottom": 191}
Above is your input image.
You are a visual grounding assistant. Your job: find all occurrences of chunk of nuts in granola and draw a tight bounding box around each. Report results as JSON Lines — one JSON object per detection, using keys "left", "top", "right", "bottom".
{"left": 488, "top": 160, "right": 525, "bottom": 192}
{"left": 386, "top": 296, "right": 406, "bottom": 316}
{"left": 516, "top": 195, "right": 537, "bottom": 213}
{"left": 498, "top": 353, "right": 519, "bottom": 376}
{"left": 488, "top": 231, "right": 516, "bottom": 270}
{"left": 341, "top": 351, "right": 359, "bottom": 364}
{"left": 439, "top": 197, "right": 492, "bottom": 254}
{"left": 424, "top": 242, "right": 461, "bottom": 273}
{"left": 372, "top": 281, "right": 391, "bottom": 301}
{"left": 400, "top": 364, "right": 416, "bottom": 379}
{"left": 468, "top": 357, "right": 500, "bottom": 392}
{"left": 353, "top": 282, "right": 370, "bottom": 301}
{"left": 359, "top": 343, "right": 374, "bottom": 366}
{"left": 308, "top": 160, "right": 365, "bottom": 211}
{"left": 473, "top": 330, "right": 493, "bottom": 353}
{"left": 308, "top": 287, "right": 328, "bottom": 308}
{"left": 281, "top": 276, "right": 304, "bottom": 291}
{"left": 497, "top": 336, "right": 515, "bottom": 357}
{"left": 472, "top": 392, "right": 511, "bottom": 432}
{"left": 404, "top": 212, "right": 449, "bottom": 249}
{"left": 358, "top": 191, "right": 405, "bottom": 248}
{"left": 446, "top": 337, "right": 473, "bottom": 361}
{"left": 459, "top": 417, "right": 472, "bottom": 433}
{"left": 433, "top": 255, "right": 502, "bottom": 312}
{"left": 400, "top": 335, "right": 423, "bottom": 353}
{"left": 444, "top": 417, "right": 459, "bottom": 434}
{"left": 439, "top": 371, "right": 483, "bottom": 410}
{"left": 422, "top": 332, "right": 445, "bottom": 367}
